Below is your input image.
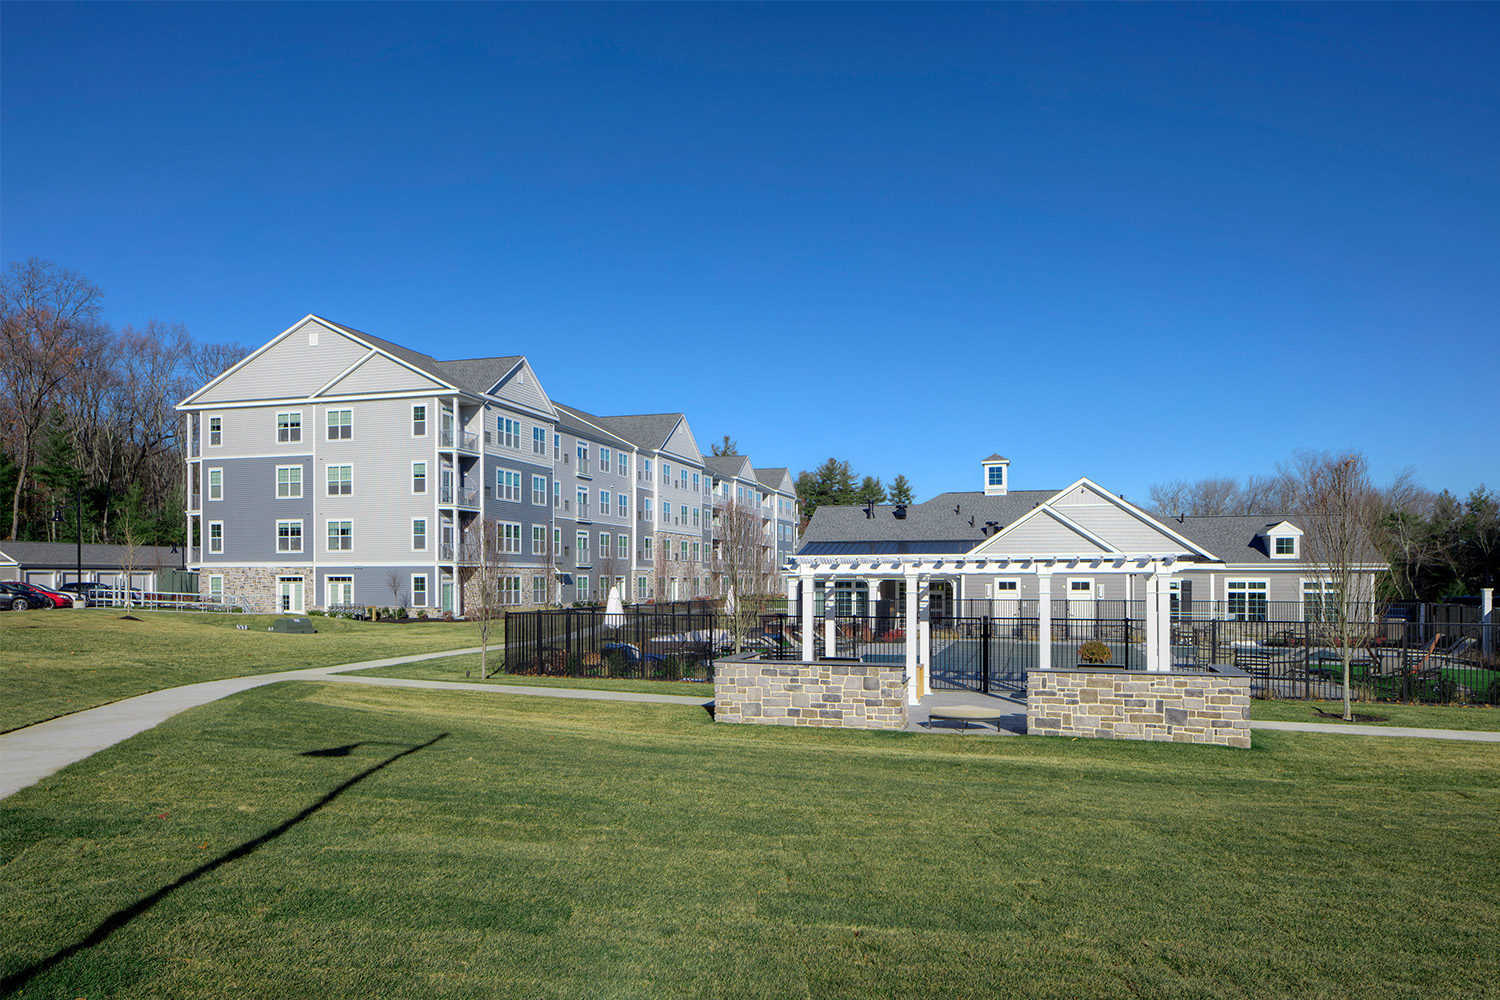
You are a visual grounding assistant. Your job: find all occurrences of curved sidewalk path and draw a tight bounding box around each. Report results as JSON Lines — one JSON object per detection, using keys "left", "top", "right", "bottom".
{"left": 0, "top": 648, "right": 712, "bottom": 800}
{"left": 5, "top": 656, "right": 1496, "bottom": 801}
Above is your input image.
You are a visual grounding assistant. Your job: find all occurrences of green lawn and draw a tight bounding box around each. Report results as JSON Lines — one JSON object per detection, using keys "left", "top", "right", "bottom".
{"left": 1251, "top": 698, "right": 1500, "bottom": 732}
{"left": 352, "top": 652, "right": 713, "bottom": 698}
{"left": 0, "top": 610, "right": 492, "bottom": 732}
{"left": 3, "top": 682, "right": 1497, "bottom": 999}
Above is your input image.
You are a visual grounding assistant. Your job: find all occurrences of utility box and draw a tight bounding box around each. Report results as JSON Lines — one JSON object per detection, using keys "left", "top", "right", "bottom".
{"left": 269, "top": 616, "right": 316, "bottom": 634}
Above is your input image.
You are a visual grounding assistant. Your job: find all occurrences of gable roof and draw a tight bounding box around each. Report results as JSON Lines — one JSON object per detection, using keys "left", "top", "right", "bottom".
{"left": 0, "top": 541, "right": 185, "bottom": 571}
{"left": 553, "top": 401, "right": 637, "bottom": 450}
{"left": 704, "top": 454, "right": 753, "bottom": 480}
{"left": 754, "top": 467, "right": 793, "bottom": 493}
{"left": 798, "top": 490, "right": 1057, "bottom": 555}
{"left": 596, "top": 413, "right": 687, "bottom": 453}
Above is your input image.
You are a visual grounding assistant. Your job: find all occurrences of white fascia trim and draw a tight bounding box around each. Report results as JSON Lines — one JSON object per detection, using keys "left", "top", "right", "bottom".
{"left": 308, "top": 349, "right": 379, "bottom": 398}
{"left": 177, "top": 389, "right": 458, "bottom": 411}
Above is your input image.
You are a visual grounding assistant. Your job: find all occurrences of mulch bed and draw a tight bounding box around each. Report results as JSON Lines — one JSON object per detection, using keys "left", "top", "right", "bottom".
{"left": 1314, "top": 708, "right": 1391, "bottom": 724}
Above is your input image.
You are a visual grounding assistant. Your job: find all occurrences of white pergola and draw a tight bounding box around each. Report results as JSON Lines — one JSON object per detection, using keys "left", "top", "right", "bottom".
{"left": 785, "top": 552, "right": 1188, "bottom": 705}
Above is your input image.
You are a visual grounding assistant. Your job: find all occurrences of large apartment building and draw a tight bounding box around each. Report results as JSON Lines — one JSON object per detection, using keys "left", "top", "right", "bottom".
{"left": 176, "top": 315, "right": 800, "bottom": 614}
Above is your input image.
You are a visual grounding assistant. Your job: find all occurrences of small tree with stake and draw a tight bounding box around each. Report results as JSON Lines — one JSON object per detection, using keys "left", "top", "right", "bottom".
{"left": 460, "top": 519, "right": 507, "bottom": 679}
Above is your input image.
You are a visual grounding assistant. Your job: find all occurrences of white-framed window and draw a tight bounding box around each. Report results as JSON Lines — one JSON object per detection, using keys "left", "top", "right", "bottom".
{"left": 276, "top": 466, "right": 302, "bottom": 498}
{"left": 532, "top": 576, "right": 548, "bottom": 604}
{"left": 643, "top": 535, "right": 652, "bottom": 559}
{"left": 577, "top": 575, "right": 590, "bottom": 601}
{"left": 326, "top": 409, "right": 352, "bottom": 440}
{"left": 680, "top": 540, "right": 689, "bottom": 562}
{"left": 412, "top": 404, "right": 427, "bottom": 437}
{"left": 1226, "top": 579, "right": 1268, "bottom": 621}
{"left": 277, "top": 520, "right": 303, "bottom": 553}
{"left": 637, "top": 576, "right": 648, "bottom": 601}
{"left": 600, "top": 447, "right": 611, "bottom": 470}
{"left": 577, "top": 486, "right": 588, "bottom": 513}
{"left": 692, "top": 541, "right": 700, "bottom": 563}
{"left": 600, "top": 490, "right": 611, "bottom": 515}
{"left": 207, "top": 468, "right": 223, "bottom": 501}
{"left": 988, "top": 465, "right": 1005, "bottom": 489}
{"left": 599, "top": 532, "right": 611, "bottom": 557}
{"left": 663, "top": 462, "right": 672, "bottom": 484}
{"left": 553, "top": 528, "right": 562, "bottom": 556}
{"left": 680, "top": 470, "right": 689, "bottom": 491}
{"left": 498, "top": 417, "right": 520, "bottom": 449}
{"left": 207, "top": 415, "right": 222, "bottom": 447}
{"left": 643, "top": 459, "right": 652, "bottom": 482}
{"left": 327, "top": 520, "right": 353, "bottom": 551}
{"left": 692, "top": 472, "right": 700, "bottom": 492}
{"left": 533, "top": 426, "right": 547, "bottom": 455}
{"left": 691, "top": 507, "right": 700, "bottom": 528}
{"left": 533, "top": 526, "right": 547, "bottom": 556}
{"left": 644, "top": 501, "right": 652, "bottom": 522}
{"left": 327, "top": 576, "right": 353, "bottom": 606}
{"left": 617, "top": 534, "right": 628, "bottom": 559}
{"left": 577, "top": 531, "right": 589, "bottom": 558}
{"left": 554, "top": 481, "right": 561, "bottom": 508}
{"left": 577, "top": 443, "right": 589, "bottom": 468}
{"left": 553, "top": 433, "right": 560, "bottom": 459}
{"left": 661, "top": 500, "right": 670, "bottom": 522}
{"left": 533, "top": 475, "right": 547, "bottom": 506}
{"left": 1276, "top": 536, "right": 1297, "bottom": 556}
{"left": 499, "top": 575, "right": 521, "bottom": 604}
{"left": 412, "top": 462, "right": 427, "bottom": 494}
{"left": 411, "top": 574, "right": 428, "bottom": 607}
{"left": 413, "top": 518, "right": 427, "bottom": 551}
{"left": 327, "top": 464, "right": 352, "bottom": 496}
{"left": 499, "top": 522, "right": 522, "bottom": 554}
{"left": 1302, "top": 580, "right": 1341, "bottom": 623}
{"left": 276, "top": 411, "right": 301, "bottom": 443}
{"left": 618, "top": 494, "right": 628, "bottom": 518}
{"left": 208, "top": 521, "right": 223, "bottom": 554}
{"left": 209, "top": 575, "right": 223, "bottom": 601}
{"left": 497, "top": 469, "right": 521, "bottom": 502}
{"left": 618, "top": 453, "right": 628, "bottom": 476}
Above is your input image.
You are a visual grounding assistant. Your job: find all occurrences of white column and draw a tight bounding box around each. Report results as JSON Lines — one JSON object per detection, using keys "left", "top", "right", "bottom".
{"left": 1483, "top": 588, "right": 1494, "bottom": 657}
{"left": 1155, "top": 570, "right": 1174, "bottom": 671}
{"left": 1037, "top": 571, "right": 1053, "bottom": 671}
{"left": 1143, "top": 572, "right": 1158, "bottom": 672}
{"left": 904, "top": 569, "right": 919, "bottom": 705}
{"left": 865, "top": 577, "right": 881, "bottom": 627}
{"left": 824, "top": 575, "right": 838, "bottom": 658}
{"left": 799, "top": 567, "right": 816, "bottom": 661}
{"left": 918, "top": 576, "right": 932, "bottom": 687}
{"left": 784, "top": 575, "right": 797, "bottom": 611}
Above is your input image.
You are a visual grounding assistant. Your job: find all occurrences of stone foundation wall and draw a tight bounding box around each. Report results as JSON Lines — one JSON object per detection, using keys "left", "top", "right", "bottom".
{"left": 1027, "top": 667, "right": 1251, "bottom": 748}
{"left": 203, "top": 566, "right": 309, "bottom": 613}
{"left": 714, "top": 654, "right": 907, "bottom": 730}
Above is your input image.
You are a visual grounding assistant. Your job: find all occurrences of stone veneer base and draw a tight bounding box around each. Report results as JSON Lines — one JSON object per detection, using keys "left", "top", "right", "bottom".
{"left": 1026, "top": 666, "right": 1251, "bottom": 748}
{"left": 714, "top": 653, "right": 907, "bottom": 730}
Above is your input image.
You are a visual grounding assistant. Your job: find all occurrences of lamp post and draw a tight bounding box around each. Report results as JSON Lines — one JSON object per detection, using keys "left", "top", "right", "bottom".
{"left": 55, "top": 488, "right": 83, "bottom": 585}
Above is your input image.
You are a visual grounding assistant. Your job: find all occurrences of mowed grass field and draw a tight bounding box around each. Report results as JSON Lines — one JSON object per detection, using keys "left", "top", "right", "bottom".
{"left": 0, "top": 610, "right": 491, "bottom": 731}
{"left": 3, "top": 681, "right": 1497, "bottom": 999}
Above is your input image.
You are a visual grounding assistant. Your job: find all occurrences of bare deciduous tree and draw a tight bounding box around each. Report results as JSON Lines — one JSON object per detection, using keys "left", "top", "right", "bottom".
{"left": 712, "top": 497, "right": 778, "bottom": 653}
{"left": 385, "top": 568, "right": 408, "bottom": 610}
{"left": 460, "top": 519, "right": 508, "bottom": 678}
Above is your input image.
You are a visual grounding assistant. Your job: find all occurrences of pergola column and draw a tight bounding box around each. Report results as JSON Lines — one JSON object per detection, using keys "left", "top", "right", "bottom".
{"left": 865, "top": 577, "right": 881, "bottom": 628}
{"left": 1155, "top": 568, "right": 1175, "bottom": 671}
{"left": 904, "top": 569, "right": 920, "bottom": 704}
{"left": 799, "top": 566, "right": 816, "bottom": 661}
{"left": 824, "top": 573, "right": 838, "bottom": 658}
{"left": 918, "top": 577, "right": 931, "bottom": 687}
{"left": 1037, "top": 570, "right": 1053, "bottom": 670}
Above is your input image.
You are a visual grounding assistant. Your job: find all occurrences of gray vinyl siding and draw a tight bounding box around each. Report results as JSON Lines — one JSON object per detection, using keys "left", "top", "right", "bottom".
{"left": 202, "top": 455, "right": 314, "bottom": 563}
{"left": 317, "top": 566, "right": 436, "bottom": 607}
{"left": 197, "top": 326, "right": 370, "bottom": 404}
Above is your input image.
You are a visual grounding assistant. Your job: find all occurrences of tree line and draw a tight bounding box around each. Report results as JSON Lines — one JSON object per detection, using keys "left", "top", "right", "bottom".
{"left": 794, "top": 458, "right": 915, "bottom": 522}
{"left": 1, "top": 257, "right": 249, "bottom": 545}
{"left": 1145, "top": 453, "right": 1497, "bottom": 602}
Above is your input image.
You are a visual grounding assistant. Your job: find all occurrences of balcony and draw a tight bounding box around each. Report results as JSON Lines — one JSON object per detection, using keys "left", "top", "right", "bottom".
{"left": 457, "top": 487, "right": 479, "bottom": 508}
{"left": 638, "top": 470, "right": 652, "bottom": 483}
{"left": 439, "top": 542, "right": 455, "bottom": 561}
{"left": 576, "top": 502, "right": 590, "bottom": 521}
{"left": 189, "top": 493, "right": 201, "bottom": 511}
{"left": 439, "top": 429, "right": 479, "bottom": 452}
{"left": 577, "top": 457, "right": 591, "bottom": 476}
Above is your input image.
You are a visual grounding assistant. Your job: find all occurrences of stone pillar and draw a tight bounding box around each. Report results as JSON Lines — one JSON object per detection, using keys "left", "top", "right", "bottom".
{"left": 800, "top": 567, "right": 816, "bottom": 661}
{"left": 1037, "top": 571, "right": 1053, "bottom": 671}
{"left": 904, "top": 569, "right": 919, "bottom": 705}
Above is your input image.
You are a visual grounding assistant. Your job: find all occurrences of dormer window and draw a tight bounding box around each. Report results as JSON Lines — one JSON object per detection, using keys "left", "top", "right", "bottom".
{"left": 1275, "top": 537, "right": 1296, "bottom": 556}
{"left": 988, "top": 466, "right": 1004, "bottom": 489}
{"left": 1265, "top": 521, "right": 1303, "bottom": 560}
{"left": 981, "top": 453, "right": 1009, "bottom": 496}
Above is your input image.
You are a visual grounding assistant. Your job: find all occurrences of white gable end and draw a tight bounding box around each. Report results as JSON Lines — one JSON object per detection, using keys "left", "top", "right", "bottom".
{"left": 320, "top": 351, "right": 450, "bottom": 396}
{"left": 662, "top": 418, "right": 702, "bottom": 464}
{"left": 491, "top": 361, "right": 557, "bottom": 419}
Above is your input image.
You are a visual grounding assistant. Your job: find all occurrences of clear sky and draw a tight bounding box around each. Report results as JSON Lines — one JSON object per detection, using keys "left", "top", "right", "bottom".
{"left": 4, "top": 2, "right": 1496, "bottom": 504}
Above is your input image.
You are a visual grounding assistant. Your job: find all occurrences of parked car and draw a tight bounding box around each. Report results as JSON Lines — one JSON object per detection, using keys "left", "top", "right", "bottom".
{"left": 57, "top": 582, "right": 141, "bottom": 607}
{"left": 0, "top": 581, "right": 71, "bottom": 610}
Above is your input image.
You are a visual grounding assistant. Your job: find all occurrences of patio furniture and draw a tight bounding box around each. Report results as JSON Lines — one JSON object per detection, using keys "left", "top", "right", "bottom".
{"left": 925, "top": 705, "right": 1010, "bottom": 731}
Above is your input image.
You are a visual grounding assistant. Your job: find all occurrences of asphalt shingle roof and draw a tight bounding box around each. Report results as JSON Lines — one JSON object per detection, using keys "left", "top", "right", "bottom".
{"left": 0, "top": 541, "right": 185, "bottom": 570}
{"left": 798, "top": 490, "right": 1057, "bottom": 554}
{"left": 320, "top": 318, "right": 522, "bottom": 396}
{"left": 594, "top": 413, "right": 683, "bottom": 452}
{"left": 553, "top": 402, "right": 637, "bottom": 449}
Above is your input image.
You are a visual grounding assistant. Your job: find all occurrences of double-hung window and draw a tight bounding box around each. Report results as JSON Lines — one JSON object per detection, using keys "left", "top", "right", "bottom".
{"left": 277, "top": 412, "right": 301, "bottom": 443}
{"left": 412, "top": 575, "right": 428, "bottom": 607}
{"left": 617, "top": 534, "right": 628, "bottom": 559}
{"left": 618, "top": 453, "right": 628, "bottom": 477}
{"left": 553, "top": 528, "right": 561, "bottom": 556}
{"left": 532, "top": 475, "right": 547, "bottom": 506}
{"left": 692, "top": 472, "right": 700, "bottom": 492}
{"left": 663, "top": 462, "right": 672, "bottom": 484}
{"left": 500, "top": 522, "right": 522, "bottom": 554}
{"left": 661, "top": 500, "right": 670, "bottom": 522}
{"left": 643, "top": 535, "right": 652, "bottom": 560}
{"left": 599, "top": 532, "right": 611, "bottom": 558}
{"left": 532, "top": 526, "right": 547, "bottom": 556}
{"left": 277, "top": 520, "right": 303, "bottom": 553}
{"left": 412, "top": 405, "right": 427, "bottom": 436}
{"left": 207, "top": 469, "right": 223, "bottom": 501}
{"left": 618, "top": 494, "right": 628, "bottom": 518}
{"left": 412, "top": 519, "right": 427, "bottom": 551}
{"left": 1302, "top": 580, "right": 1340, "bottom": 623}
{"left": 600, "top": 447, "right": 611, "bottom": 470}
{"left": 208, "top": 416, "right": 222, "bottom": 447}
{"left": 691, "top": 507, "right": 700, "bottom": 528}
{"left": 277, "top": 466, "right": 302, "bottom": 498}
{"left": 327, "top": 465, "right": 352, "bottom": 496}
{"left": 600, "top": 490, "right": 611, "bottom": 515}
{"left": 327, "top": 520, "right": 353, "bottom": 551}
{"left": 208, "top": 522, "right": 224, "bottom": 554}
{"left": 532, "top": 576, "right": 547, "bottom": 604}
{"left": 533, "top": 426, "right": 547, "bottom": 455}
{"left": 681, "top": 470, "right": 689, "bottom": 491}
{"left": 327, "top": 409, "right": 352, "bottom": 440}
{"left": 499, "top": 417, "right": 520, "bottom": 449}
{"left": 412, "top": 462, "right": 427, "bottom": 494}
{"left": 497, "top": 469, "right": 521, "bottom": 502}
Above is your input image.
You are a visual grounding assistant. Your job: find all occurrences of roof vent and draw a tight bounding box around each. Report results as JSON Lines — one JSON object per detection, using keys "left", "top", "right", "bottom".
{"left": 893, "top": 504, "right": 908, "bottom": 520}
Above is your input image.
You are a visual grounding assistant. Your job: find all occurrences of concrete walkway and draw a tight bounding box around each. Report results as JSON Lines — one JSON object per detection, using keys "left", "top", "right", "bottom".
{"left": 1249, "top": 720, "right": 1500, "bottom": 742}
{"left": 0, "top": 649, "right": 713, "bottom": 800}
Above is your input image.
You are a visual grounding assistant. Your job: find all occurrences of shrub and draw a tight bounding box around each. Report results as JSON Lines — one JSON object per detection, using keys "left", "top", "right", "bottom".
{"left": 1078, "top": 640, "right": 1113, "bottom": 664}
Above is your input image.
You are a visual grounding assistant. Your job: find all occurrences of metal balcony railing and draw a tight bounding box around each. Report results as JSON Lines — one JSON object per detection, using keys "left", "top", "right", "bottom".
{"left": 577, "top": 457, "right": 590, "bottom": 475}
{"left": 189, "top": 493, "right": 201, "bottom": 510}
{"left": 577, "top": 502, "right": 590, "bottom": 520}
{"left": 439, "top": 429, "right": 479, "bottom": 451}
{"left": 458, "top": 487, "right": 479, "bottom": 508}
{"left": 439, "top": 543, "right": 455, "bottom": 561}
{"left": 439, "top": 486, "right": 453, "bottom": 504}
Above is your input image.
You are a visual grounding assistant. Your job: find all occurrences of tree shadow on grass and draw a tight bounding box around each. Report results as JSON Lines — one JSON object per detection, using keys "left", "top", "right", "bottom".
{"left": 1, "top": 732, "right": 450, "bottom": 993}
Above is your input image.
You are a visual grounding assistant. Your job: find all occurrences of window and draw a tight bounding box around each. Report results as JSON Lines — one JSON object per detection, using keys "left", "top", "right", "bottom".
{"left": 327, "top": 465, "right": 352, "bottom": 496}
{"left": 1303, "top": 580, "right": 1341, "bottom": 623}
{"left": 327, "top": 520, "right": 352, "bottom": 551}
{"left": 617, "top": 534, "right": 628, "bottom": 559}
{"left": 599, "top": 532, "right": 610, "bottom": 557}
{"left": 500, "top": 523, "right": 522, "bottom": 554}
{"left": 277, "top": 520, "right": 303, "bottom": 553}
{"left": 618, "top": 494, "right": 628, "bottom": 518}
{"left": 680, "top": 541, "right": 689, "bottom": 562}
{"left": 532, "top": 576, "right": 548, "bottom": 604}
{"left": 737, "top": 486, "right": 745, "bottom": 500}
{"left": 600, "top": 447, "right": 611, "bottom": 470}
{"left": 691, "top": 507, "right": 700, "bottom": 528}
{"left": 412, "top": 462, "right": 427, "bottom": 493}
{"left": 693, "top": 472, "right": 701, "bottom": 492}
{"left": 497, "top": 469, "right": 521, "bottom": 502}
{"left": 554, "top": 481, "right": 561, "bottom": 507}
{"left": 499, "top": 417, "right": 520, "bottom": 449}
{"left": 680, "top": 470, "right": 689, "bottom": 491}
{"left": 1276, "top": 536, "right": 1296, "bottom": 556}
{"left": 209, "top": 575, "right": 223, "bottom": 601}
{"left": 327, "top": 409, "right": 352, "bottom": 440}
{"left": 577, "top": 575, "right": 590, "bottom": 601}
{"left": 412, "top": 405, "right": 427, "bottom": 436}
{"left": 533, "top": 475, "right": 547, "bottom": 506}
{"left": 277, "top": 412, "right": 301, "bottom": 443}
{"left": 1226, "top": 580, "right": 1268, "bottom": 621}
{"left": 577, "top": 443, "right": 589, "bottom": 468}
{"left": 643, "top": 536, "right": 652, "bottom": 560}
{"left": 501, "top": 576, "right": 521, "bottom": 605}
{"left": 988, "top": 465, "right": 1005, "bottom": 488}
{"left": 412, "top": 575, "right": 428, "bottom": 607}
{"left": 208, "top": 522, "right": 223, "bottom": 554}
{"left": 207, "top": 468, "right": 223, "bottom": 501}
{"left": 413, "top": 519, "right": 427, "bottom": 550}
{"left": 577, "top": 531, "right": 590, "bottom": 559}
{"left": 533, "top": 526, "right": 547, "bottom": 556}
{"left": 663, "top": 462, "right": 672, "bottom": 484}
{"left": 618, "top": 453, "right": 628, "bottom": 476}
{"left": 328, "top": 576, "right": 353, "bottom": 606}
{"left": 637, "top": 576, "right": 648, "bottom": 601}
{"left": 277, "top": 466, "right": 302, "bottom": 498}
{"left": 533, "top": 426, "right": 547, "bottom": 455}
{"left": 692, "top": 541, "right": 700, "bottom": 563}
{"left": 643, "top": 459, "right": 651, "bottom": 482}
{"left": 208, "top": 416, "right": 222, "bottom": 447}
{"left": 577, "top": 487, "right": 589, "bottom": 515}
{"left": 553, "top": 528, "right": 561, "bottom": 556}
{"left": 599, "top": 489, "right": 611, "bottom": 515}
{"left": 662, "top": 501, "right": 671, "bottom": 522}
{"left": 553, "top": 433, "right": 560, "bottom": 459}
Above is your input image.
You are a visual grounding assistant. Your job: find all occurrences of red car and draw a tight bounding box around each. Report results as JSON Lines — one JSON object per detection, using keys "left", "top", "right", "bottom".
{"left": 0, "top": 581, "right": 73, "bottom": 609}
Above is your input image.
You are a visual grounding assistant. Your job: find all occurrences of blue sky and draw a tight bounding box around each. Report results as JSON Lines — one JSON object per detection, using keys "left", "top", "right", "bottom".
{"left": 4, "top": 2, "right": 1496, "bottom": 504}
